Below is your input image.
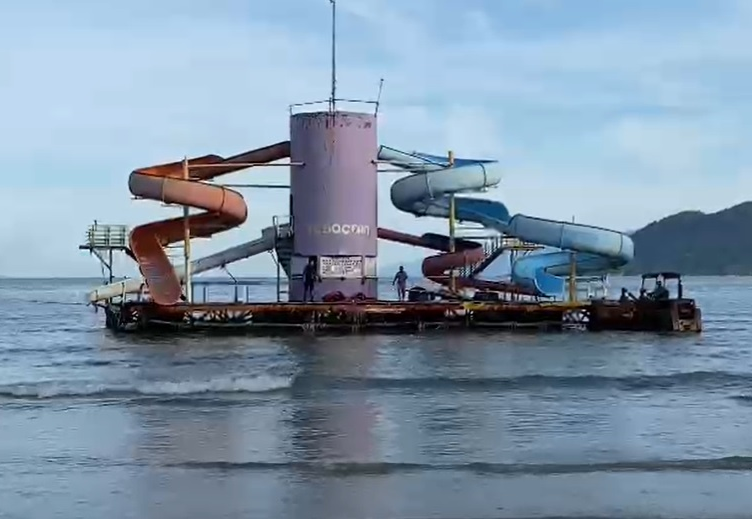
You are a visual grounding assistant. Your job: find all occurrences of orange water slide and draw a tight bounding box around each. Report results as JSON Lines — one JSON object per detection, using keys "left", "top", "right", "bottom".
{"left": 128, "top": 141, "right": 291, "bottom": 305}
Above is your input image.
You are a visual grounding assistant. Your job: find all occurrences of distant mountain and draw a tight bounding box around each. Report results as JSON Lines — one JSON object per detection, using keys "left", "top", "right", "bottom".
{"left": 623, "top": 201, "right": 752, "bottom": 275}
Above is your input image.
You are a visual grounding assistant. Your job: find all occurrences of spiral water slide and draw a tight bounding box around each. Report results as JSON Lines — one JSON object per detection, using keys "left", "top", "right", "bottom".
{"left": 378, "top": 146, "right": 634, "bottom": 297}
{"left": 88, "top": 142, "right": 290, "bottom": 305}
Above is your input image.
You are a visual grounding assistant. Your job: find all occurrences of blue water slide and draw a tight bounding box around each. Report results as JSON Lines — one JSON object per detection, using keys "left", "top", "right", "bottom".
{"left": 378, "top": 145, "right": 634, "bottom": 297}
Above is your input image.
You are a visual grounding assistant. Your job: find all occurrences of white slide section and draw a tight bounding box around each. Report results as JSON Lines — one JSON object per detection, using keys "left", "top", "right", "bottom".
{"left": 87, "top": 224, "right": 289, "bottom": 303}
{"left": 379, "top": 146, "right": 634, "bottom": 297}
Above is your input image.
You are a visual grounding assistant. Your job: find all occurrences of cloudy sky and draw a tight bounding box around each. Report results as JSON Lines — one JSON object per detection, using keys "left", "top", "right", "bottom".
{"left": 2, "top": 0, "right": 751, "bottom": 277}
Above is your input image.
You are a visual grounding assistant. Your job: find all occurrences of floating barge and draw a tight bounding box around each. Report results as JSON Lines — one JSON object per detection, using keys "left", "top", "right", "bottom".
{"left": 105, "top": 300, "right": 569, "bottom": 333}
{"left": 102, "top": 296, "right": 702, "bottom": 334}
{"left": 82, "top": 224, "right": 702, "bottom": 335}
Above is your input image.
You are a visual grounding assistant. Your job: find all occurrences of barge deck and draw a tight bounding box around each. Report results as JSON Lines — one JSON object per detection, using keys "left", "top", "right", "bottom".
{"left": 102, "top": 297, "right": 701, "bottom": 334}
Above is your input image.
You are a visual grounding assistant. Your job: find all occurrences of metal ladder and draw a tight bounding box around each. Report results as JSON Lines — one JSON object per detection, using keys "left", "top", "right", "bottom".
{"left": 456, "top": 236, "right": 542, "bottom": 279}
{"left": 452, "top": 237, "right": 506, "bottom": 279}
{"left": 271, "top": 215, "right": 293, "bottom": 302}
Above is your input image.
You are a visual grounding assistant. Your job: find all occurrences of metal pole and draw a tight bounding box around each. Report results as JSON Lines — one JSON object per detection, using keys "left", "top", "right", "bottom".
{"left": 568, "top": 215, "right": 576, "bottom": 303}
{"left": 568, "top": 251, "right": 577, "bottom": 303}
{"left": 448, "top": 150, "right": 456, "bottom": 292}
{"left": 274, "top": 220, "right": 281, "bottom": 302}
{"left": 182, "top": 157, "right": 192, "bottom": 303}
{"left": 510, "top": 247, "right": 516, "bottom": 302}
{"left": 329, "top": 0, "right": 337, "bottom": 112}
{"left": 374, "top": 78, "right": 384, "bottom": 116}
{"left": 108, "top": 248, "right": 113, "bottom": 283}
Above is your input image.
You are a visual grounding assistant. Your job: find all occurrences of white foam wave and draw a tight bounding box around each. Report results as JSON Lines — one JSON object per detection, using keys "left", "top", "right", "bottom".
{"left": 0, "top": 374, "right": 293, "bottom": 399}
{"left": 135, "top": 375, "right": 293, "bottom": 395}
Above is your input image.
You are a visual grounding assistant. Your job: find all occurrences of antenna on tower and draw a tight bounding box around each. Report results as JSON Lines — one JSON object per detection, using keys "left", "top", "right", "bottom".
{"left": 329, "top": 0, "right": 337, "bottom": 112}
{"left": 374, "top": 78, "right": 384, "bottom": 116}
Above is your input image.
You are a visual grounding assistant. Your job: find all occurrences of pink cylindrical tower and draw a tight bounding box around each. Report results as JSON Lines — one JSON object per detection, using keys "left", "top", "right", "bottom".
{"left": 289, "top": 111, "right": 378, "bottom": 301}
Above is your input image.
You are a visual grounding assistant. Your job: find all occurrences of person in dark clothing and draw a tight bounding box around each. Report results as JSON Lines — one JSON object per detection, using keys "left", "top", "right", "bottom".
{"left": 392, "top": 265, "right": 408, "bottom": 301}
{"left": 650, "top": 280, "right": 669, "bottom": 300}
{"left": 619, "top": 287, "right": 637, "bottom": 303}
{"left": 302, "top": 256, "right": 320, "bottom": 302}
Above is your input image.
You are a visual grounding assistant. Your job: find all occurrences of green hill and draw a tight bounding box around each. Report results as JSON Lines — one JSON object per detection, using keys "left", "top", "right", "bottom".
{"left": 624, "top": 201, "right": 752, "bottom": 275}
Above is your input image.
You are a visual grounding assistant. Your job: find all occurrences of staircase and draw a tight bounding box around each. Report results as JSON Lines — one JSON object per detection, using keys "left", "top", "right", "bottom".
{"left": 451, "top": 238, "right": 506, "bottom": 279}
{"left": 467, "top": 239, "right": 507, "bottom": 278}
{"left": 269, "top": 215, "right": 293, "bottom": 301}
{"left": 275, "top": 236, "right": 293, "bottom": 278}
{"left": 456, "top": 236, "right": 542, "bottom": 280}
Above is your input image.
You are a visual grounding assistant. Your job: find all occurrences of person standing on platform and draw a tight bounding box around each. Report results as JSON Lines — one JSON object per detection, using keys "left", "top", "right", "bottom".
{"left": 392, "top": 265, "right": 408, "bottom": 301}
{"left": 302, "top": 256, "right": 321, "bottom": 302}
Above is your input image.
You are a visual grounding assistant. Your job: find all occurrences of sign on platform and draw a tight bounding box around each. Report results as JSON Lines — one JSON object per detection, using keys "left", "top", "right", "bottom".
{"left": 319, "top": 256, "right": 363, "bottom": 278}
{"left": 308, "top": 223, "right": 371, "bottom": 236}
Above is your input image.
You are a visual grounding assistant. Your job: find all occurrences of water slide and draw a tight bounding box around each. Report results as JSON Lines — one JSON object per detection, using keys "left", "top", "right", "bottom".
{"left": 378, "top": 146, "right": 634, "bottom": 297}
{"left": 88, "top": 142, "right": 290, "bottom": 305}
{"left": 88, "top": 139, "right": 632, "bottom": 303}
{"left": 377, "top": 228, "right": 536, "bottom": 295}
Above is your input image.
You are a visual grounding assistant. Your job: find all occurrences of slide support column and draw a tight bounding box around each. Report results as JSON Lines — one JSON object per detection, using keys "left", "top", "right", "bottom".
{"left": 448, "top": 150, "right": 456, "bottom": 292}
{"left": 182, "top": 156, "right": 192, "bottom": 303}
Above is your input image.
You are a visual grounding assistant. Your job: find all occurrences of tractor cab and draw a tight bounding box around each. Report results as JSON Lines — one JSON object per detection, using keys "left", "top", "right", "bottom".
{"left": 590, "top": 271, "right": 701, "bottom": 332}
{"left": 639, "top": 272, "right": 684, "bottom": 301}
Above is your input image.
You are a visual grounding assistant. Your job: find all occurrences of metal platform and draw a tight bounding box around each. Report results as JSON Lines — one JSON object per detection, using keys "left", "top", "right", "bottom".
{"left": 103, "top": 299, "right": 577, "bottom": 333}
{"left": 79, "top": 223, "right": 129, "bottom": 250}
{"left": 79, "top": 222, "right": 131, "bottom": 283}
{"left": 98, "top": 296, "right": 701, "bottom": 334}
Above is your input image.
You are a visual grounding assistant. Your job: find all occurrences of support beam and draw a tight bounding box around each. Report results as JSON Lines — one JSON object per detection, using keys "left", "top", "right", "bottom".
{"left": 182, "top": 156, "right": 192, "bottom": 303}
{"left": 448, "top": 150, "right": 456, "bottom": 293}
{"left": 568, "top": 251, "right": 577, "bottom": 302}
{"left": 214, "top": 184, "right": 291, "bottom": 189}
{"left": 568, "top": 216, "right": 576, "bottom": 303}
{"left": 187, "top": 162, "right": 302, "bottom": 169}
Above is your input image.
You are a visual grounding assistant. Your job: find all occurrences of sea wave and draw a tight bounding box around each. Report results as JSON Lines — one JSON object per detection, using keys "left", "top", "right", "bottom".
{"left": 0, "top": 374, "right": 293, "bottom": 399}
{"left": 5, "top": 370, "right": 750, "bottom": 400}
{"left": 301, "top": 370, "right": 752, "bottom": 392}
{"left": 170, "top": 455, "right": 752, "bottom": 475}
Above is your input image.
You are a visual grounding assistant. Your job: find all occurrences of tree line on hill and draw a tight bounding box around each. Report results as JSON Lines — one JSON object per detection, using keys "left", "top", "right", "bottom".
{"left": 623, "top": 201, "right": 752, "bottom": 275}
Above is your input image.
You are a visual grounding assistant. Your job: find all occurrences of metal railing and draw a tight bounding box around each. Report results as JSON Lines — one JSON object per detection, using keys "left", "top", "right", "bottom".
{"left": 272, "top": 215, "right": 293, "bottom": 302}
{"left": 573, "top": 275, "right": 610, "bottom": 301}
{"left": 272, "top": 214, "right": 293, "bottom": 239}
{"left": 190, "top": 279, "right": 261, "bottom": 304}
{"left": 449, "top": 235, "right": 542, "bottom": 279}
{"left": 82, "top": 224, "right": 129, "bottom": 249}
{"left": 289, "top": 97, "right": 380, "bottom": 116}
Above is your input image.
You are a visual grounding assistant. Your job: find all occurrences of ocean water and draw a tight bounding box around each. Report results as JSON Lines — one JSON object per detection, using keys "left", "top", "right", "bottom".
{"left": 1, "top": 276, "right": 752, "bottom": 518}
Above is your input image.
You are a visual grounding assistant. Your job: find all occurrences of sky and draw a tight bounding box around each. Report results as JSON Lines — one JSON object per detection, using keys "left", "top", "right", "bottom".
{"left": 2, "top": 0, "right": 751, "bottom": 277}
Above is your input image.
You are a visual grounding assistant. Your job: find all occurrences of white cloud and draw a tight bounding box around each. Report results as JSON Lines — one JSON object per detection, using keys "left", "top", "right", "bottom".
{"left": 608, "top": 117, "right": 713, "bottom": 175}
